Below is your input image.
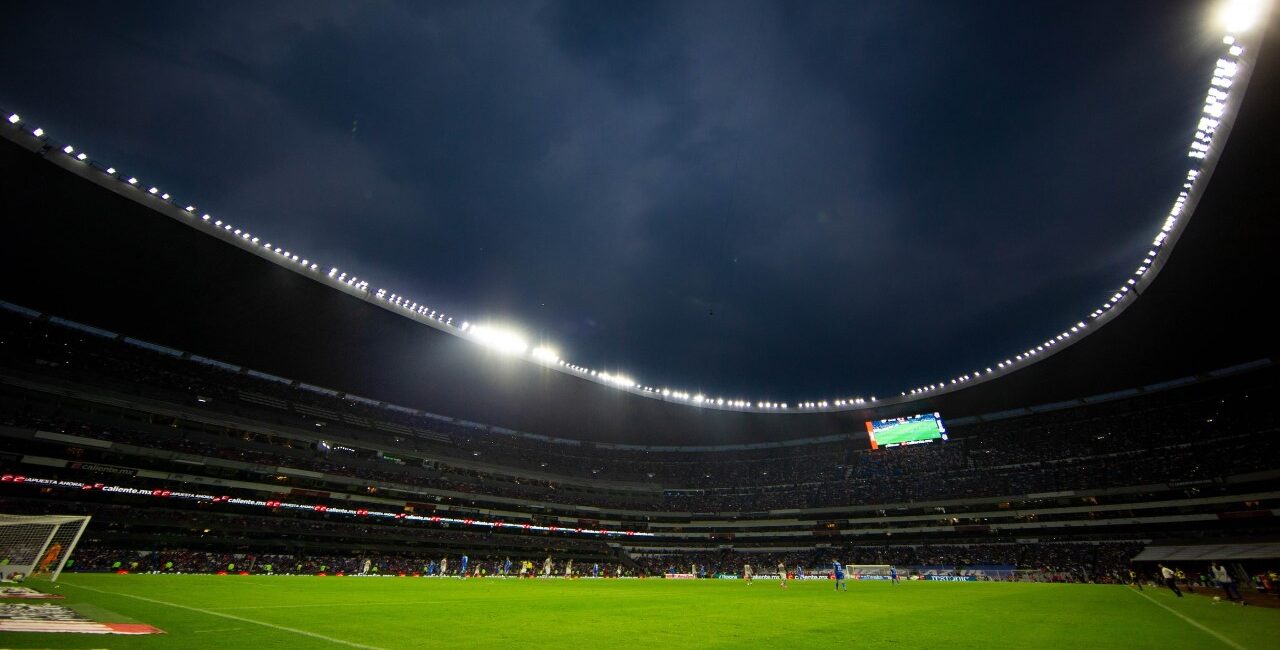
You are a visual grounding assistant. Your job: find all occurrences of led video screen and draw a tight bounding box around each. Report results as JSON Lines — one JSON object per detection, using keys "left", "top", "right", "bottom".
{"left": 866, "top": 412, "right": 947, "bottom": 450}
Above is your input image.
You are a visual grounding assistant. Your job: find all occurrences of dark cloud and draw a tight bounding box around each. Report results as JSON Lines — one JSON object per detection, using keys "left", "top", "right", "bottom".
{"left": 0, "top": 0, "right": 1221, "bottom": 401}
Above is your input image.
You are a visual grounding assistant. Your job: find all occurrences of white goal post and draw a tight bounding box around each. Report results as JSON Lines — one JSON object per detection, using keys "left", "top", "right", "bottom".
{"left": 0, "top": 514, "right": 91, "bottom": 583}
{"left": 846, "top": 564, "right": 896, "bottom": 579}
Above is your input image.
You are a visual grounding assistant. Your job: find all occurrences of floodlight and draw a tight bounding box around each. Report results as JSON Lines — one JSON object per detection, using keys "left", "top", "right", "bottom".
{"left": 1220, "top": 0, "right": 1264, "bottom": 33}
{"left": 76, "top": 153, "right": 87, "bottom": 161}
{"left": 62, "top": 145, "right": 74, "bottom": 154}
{"left": 32, "top": 128, "right": 43, "bottom": 137}
{"left": 6, "top": 114, "right": 18, "bottom": 124}
{"left": 468, "top": 324, "right": 529, "bottom": 355}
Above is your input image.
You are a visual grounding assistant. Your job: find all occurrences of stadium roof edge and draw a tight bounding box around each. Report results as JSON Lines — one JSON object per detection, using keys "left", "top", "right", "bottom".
{"left": 2, "top": 298, "right": 1270, "bottom": 451}
{"left": 0, "top": 20, "right": 1264, "bottom": 414}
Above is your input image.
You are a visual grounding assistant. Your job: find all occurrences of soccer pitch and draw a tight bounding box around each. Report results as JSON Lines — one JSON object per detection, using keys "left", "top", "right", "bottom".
{"left": 873, "top": 419, "right": 941, "bottom": 446}
{"left": 4, "top": 575, "right": 1277, "bottom": 649}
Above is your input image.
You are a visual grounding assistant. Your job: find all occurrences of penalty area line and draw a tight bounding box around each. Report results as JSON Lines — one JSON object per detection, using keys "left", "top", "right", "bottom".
{"left": 61, "top": 583, "right": 387, "bottom": 650}
{"left": 1128, "top": 587, "right": 1246, "bottom": 650}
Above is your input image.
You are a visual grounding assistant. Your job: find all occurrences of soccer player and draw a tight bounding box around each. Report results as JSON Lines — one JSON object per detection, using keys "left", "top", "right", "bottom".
{"left": 543, "top": 556, "right": 553, "bottom": 577}
{"left": 743, "top": 562, "right": 753, "bottom": 585}
{"left": 778, "top": 561, "right": 788, "bottom": 589}
{"left": 592, "top": 563, "right": 600, "bottom": 578}
{"left": 503, "top": 557, "right": 512, "bottom": 577}
{"left": 459, "top": 554, "right": 469, "bottom": 579}
{"left": 37, "top": 544, "right": 62, "bottom": 573}
{"left": 891, "top": 566, "right": 900, "bottom": 585}
{"left": 565, "top": 558, "right": 574, "bottom": 579}
{"left": 1159, "top": 564, "right": 1182, "bottom": 597}
{"left": 440, "top": 556, "right": 448, "bottom": 577}
{"left": 832, "top": 561, "right": 847, "bottom": 591}
{"left": 1175, "top": 568, "right": 1195, "bottom": 593}
{"left": 1211, "top": 562, "right": 1243, "bottom": 604}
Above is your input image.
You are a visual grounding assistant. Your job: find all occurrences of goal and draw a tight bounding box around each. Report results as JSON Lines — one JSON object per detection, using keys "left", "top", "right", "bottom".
{"left": 846, "top": 564, "right": 897, "bottom": 580}
{"left": 0, "top": 514, "right": 91, "bottom": 583}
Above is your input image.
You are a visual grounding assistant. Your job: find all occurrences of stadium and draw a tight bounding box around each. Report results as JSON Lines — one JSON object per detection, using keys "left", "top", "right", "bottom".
{"left": 0, "top": 1, "right": 1278, "bottom": 648}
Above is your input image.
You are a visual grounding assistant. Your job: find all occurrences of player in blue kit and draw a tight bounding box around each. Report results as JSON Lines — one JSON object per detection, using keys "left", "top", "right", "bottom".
{"left": 832, "top": 561, "right": 847, "bottom": 591}
{"left": 891, "top": 566, "right": 900, "bottom": 584}
{"left": 459, "top": 554, "right": 469, "bottom": 579}
{"left": 503, "top": 557, "right": 512, "bottom": 576}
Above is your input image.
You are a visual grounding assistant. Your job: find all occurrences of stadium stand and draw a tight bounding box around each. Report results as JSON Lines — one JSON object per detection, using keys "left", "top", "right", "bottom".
{"left": 2, "top": 304, "right": 1277, "bottom": 584}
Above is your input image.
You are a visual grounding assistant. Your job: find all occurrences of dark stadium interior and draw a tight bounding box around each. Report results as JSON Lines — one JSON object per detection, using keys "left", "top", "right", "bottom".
{"left": 0, "top": 2, "right": 1278, "bottom": 635}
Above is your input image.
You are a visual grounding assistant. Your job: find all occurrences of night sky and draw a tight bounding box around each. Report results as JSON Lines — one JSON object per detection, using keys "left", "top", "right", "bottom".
{"left": 0, "top": 1, "right": 1232, "bottom": 403}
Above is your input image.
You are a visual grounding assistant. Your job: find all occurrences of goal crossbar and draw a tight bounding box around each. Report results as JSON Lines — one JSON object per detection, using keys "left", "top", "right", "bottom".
{"left": 0, "top": 513, "right": 91, "bottom": 582}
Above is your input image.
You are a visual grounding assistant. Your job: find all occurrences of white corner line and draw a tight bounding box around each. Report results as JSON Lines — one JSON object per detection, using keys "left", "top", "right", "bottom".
{"left": 63, "top": 582, "right": 388, "bottom": 650}
{"left": 1128, "top": 586, "right": 1246, "bottom": 650}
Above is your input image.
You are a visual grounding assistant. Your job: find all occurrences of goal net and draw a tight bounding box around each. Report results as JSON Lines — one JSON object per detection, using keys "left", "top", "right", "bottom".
{"left": 846, "top": 564, "right": 897, "bottom": 580}
{"left": 0, "top": 514, "right": 91, "bottom": 583}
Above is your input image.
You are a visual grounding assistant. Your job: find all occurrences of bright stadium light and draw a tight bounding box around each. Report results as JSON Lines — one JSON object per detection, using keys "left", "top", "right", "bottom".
{"left": 1219, "top": 0, "right": 1265, "bottom": 33}
{"left": 530, "top": 346, "right": 559, "bottom": 363}
{"left": 6, "top": 114, "right": 18, "bottom": 124}
{"left": 32, "top": 127, "right": 43, "bottom": 137}
{"left": 468, "top": 325, "right": 529, "bottom": 355}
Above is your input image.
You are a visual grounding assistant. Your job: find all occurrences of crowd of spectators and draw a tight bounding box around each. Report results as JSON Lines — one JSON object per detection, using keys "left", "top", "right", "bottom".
{"left": 63, "top": 547, "right": 633, "bottom": 577}
{"left": 3, "top": 389, "right": 1275, "bottom": 516}
{"left": 55, "top": 541, "right": 1141, "bottom": 583}
{"left": 630, "top": 542, "right": 1145, "bottom": 582}
{"left": 3, "top": 309, "right": 1277, "bottom": 507}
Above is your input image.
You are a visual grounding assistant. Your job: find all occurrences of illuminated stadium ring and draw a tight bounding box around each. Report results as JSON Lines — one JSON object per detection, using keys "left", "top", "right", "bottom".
{"left": 0, "top": 3, "right": 1265, "bottom": 414}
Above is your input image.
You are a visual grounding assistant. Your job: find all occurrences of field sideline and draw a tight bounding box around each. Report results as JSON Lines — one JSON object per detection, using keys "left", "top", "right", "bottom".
{"left": 2, "top": 575, "right": 1276, "bottom": 649}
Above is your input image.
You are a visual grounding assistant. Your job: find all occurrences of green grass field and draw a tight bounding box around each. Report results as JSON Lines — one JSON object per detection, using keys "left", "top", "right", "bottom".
{"left": 2, "top": 575, "right": 1276, "bottom": 649}
{"left": 873, "top": 418, "right": 942, "bottom": 446}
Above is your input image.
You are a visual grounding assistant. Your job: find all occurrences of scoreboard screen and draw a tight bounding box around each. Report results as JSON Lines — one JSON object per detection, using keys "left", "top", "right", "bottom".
{"left": 866, "top": 412, "right": 947, "bottom": 450}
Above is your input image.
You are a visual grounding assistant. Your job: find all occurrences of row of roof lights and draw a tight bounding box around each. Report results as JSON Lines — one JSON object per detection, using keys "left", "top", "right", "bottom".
{"left": 902, "top": 30, "right": 1249, "bottom": 398}
{"left": 1, "top": 17, "right": 1254, "bottom": 413}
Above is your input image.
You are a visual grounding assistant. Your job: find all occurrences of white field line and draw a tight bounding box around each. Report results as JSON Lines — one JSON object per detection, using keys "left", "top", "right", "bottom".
{"left": 1129, "top": 586, "right": 1247, "bottom": 650}
{"left": 210, "top": 600, "right": 443, "bottom": 610}
{"left": 63, "top": 583, "right": 388, "bottom": 650}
